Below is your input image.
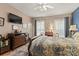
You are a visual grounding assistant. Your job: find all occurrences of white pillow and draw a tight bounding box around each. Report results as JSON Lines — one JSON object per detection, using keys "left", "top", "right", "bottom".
{"left": 73, "top": 32, "right": 79, "bottom": 40}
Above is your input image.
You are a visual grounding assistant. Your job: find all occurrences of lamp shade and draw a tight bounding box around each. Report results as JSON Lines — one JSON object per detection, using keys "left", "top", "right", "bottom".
{"left": 69, "top": 25, "right": 78, "bottom": 31}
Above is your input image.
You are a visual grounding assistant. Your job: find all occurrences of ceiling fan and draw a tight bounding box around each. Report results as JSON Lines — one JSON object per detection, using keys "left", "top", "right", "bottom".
{"left": 34, "top": 3, "right": 54, "bottom": 12}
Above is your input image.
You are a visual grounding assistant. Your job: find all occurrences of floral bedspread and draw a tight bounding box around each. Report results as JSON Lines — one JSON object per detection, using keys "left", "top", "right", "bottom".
{"left": 30, "top": 36, "right": 79, "bottom": 56}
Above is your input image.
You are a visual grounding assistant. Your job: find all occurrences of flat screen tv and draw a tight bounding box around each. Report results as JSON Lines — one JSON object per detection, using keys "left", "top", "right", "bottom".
{"left": 8, "top": 13, "right": 22, "bottom": 24}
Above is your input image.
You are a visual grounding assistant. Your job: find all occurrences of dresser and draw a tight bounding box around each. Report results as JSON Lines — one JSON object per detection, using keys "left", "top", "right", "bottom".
{"left": 8, "top": 33, "right": 27, "bottom": 50}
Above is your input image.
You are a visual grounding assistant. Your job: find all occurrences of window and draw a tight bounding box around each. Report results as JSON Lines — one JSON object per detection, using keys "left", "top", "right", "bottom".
{"left": 36, "top": 20, "right": 45, "bottom": 36}
{"left": 54, "top": 19, "right": 65, "bottom": 37}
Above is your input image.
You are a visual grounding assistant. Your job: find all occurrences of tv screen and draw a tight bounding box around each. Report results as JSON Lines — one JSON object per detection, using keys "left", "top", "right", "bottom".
{"left": 8, "top": 13, "right": 22, "bottom": 24}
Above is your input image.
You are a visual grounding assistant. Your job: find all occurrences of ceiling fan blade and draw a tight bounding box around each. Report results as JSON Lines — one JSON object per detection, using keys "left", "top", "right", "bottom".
{"left": 34, "top": 4, "right": 54, "bottom": 12}
{"left": 45, "top": 5, "right": 54, "bottom": 9}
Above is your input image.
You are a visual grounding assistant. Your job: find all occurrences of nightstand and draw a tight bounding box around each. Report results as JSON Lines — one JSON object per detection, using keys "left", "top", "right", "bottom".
{"left": 0, "top": 35, "right": 10, "bottom": 55}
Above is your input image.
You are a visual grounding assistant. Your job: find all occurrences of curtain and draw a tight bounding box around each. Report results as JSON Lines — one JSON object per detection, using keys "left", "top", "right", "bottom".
{"left": 65, "top": 17, "right": 70, "bottom": 37}
{"left": 54, "top": 18, "right": 65, "bottom": 37}
{"left": 36, "top": 20, "right": 45, "bottom": 36}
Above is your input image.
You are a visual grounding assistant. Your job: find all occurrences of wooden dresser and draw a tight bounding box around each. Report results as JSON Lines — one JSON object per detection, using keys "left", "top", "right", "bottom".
{"left": 8, "top": 33, "right": 27, "bottom": 50}
{"left": 12, "top": 34, "right": 26, "bottom": 49}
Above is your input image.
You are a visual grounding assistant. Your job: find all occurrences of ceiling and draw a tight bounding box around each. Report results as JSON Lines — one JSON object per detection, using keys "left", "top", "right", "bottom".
{"left": 9, "top": 3, "right": 79, "bottom": 17}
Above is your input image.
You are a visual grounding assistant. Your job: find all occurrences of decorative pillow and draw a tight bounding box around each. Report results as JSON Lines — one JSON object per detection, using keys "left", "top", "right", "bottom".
{"left": 72, "top": 32, "right": 79, "bottom": 40}
{"left": 45, "top": 32, "right": 53, "bottom": 36}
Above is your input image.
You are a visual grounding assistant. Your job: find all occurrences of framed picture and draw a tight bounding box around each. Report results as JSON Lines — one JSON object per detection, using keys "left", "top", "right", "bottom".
{"left": 12, "top": 25, "right": 22, "bottom": 30}
{"left": 0, "top": 17, "right": 5, "bottom": 26}
{"left": 12, "top": 25, "right": 19, "bottom": 30}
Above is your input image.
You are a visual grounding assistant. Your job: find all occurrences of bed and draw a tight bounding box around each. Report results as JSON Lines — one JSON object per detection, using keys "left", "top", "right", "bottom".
{"left": 28, "top": 32, "right": 79, "bottom": 56}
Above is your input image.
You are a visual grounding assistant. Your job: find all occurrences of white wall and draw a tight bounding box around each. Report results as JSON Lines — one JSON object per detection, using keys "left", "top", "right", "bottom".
{"left": 0, "top": 4, "right": 33, "bottom": 37}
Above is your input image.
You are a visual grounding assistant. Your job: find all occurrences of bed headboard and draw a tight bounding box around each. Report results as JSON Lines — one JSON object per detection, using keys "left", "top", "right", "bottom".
{"left": 45, "top": 32, "right": 53, "bottom": 36}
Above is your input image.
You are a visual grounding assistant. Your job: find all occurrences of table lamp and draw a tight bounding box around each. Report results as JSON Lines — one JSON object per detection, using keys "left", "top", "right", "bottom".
{"left": 69, "top": 25, "right": 78, "bottom": 36}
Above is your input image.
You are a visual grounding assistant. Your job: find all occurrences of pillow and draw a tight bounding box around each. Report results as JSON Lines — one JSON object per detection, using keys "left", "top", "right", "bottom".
{"left": 72, "top": 32, "right": 79, "bottom": 40}
{"left": 45, "top": 32, "right": 53, "bottom": 36}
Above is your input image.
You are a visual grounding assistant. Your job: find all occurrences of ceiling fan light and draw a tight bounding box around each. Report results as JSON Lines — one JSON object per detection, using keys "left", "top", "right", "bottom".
{"left": 34, "top": 3, "right": 54, "bottom": 12}
{"left": 43, "top": 5, "right": 48, "bottom": 11}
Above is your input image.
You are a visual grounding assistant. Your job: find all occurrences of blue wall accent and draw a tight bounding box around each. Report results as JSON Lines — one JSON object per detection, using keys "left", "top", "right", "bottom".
{"left": 72, "top": 7, "right": 79, "bottom": 32}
